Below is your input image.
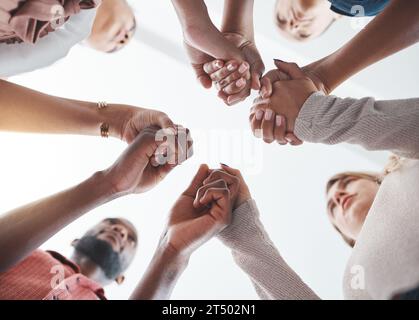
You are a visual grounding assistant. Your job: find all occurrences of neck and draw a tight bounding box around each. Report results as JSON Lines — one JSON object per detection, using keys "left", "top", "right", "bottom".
{"left": 71, "top": 251, "right": 110, "bottom": 286}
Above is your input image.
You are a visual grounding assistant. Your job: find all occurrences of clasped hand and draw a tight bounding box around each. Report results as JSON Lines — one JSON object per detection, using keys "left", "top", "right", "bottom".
{"left": 161, "top": 164, "right": 251, "bottom": 257}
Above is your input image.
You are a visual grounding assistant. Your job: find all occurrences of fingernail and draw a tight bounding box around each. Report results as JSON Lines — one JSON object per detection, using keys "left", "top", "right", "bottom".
{"left": 265, "top": 109, "right": 273, "bottom": 121}
{"left": 275, "top": 115, "right": 282, "bottom": 126}
{"left": 215, "top": 60, "right": 223, "bottom": 68}
{"left": 255, "top": 129, "right": 262, "bottom": 138}
{"left": 274, "top": 58, "right": 284, "bottom": 64}
{"left": 285, "top": 137, "right": 292, "bottom": 143}
{"left": 236, "top": 78, "right": 246, "bottom": 87}
{"left": 238, "top": 63, "right": 248, "bottom": 73}
{"left": 256, "top": 110, "right": 264, "bottom": 121}
{"left": 220, "top": 163, "right": 230, "bottom": 167}
{"left": 227, "top": 63, "right": 237, "bottom": 71}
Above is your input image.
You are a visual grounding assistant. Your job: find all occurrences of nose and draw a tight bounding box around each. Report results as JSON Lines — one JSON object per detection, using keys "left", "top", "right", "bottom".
{"left": 290, "top": 19, "right": 299, "bottom": 29}
{"left": 334, "top": 190, "right": 348, "bottom": 206}
{"left": 111, "top": 224, "right": 128, "bottom": 241}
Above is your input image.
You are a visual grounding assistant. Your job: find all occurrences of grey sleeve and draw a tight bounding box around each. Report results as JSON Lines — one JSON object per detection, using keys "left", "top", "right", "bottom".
{"left": 217, "top": 199, "right": 320, "bottom": 300}
{"left": 295, "top": 92, "right": 419, "bottom": 159}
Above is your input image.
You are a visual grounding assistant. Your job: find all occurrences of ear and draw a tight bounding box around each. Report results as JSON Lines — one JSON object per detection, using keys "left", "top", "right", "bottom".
{"left": 115, "top": 275, "right": 125, "bottom": 285}
{"left": 71, "top": 239, "right": 79, "bottom": 247}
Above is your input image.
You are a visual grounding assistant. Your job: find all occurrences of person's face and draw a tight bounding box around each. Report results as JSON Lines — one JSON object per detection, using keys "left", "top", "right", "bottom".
{"left": 275, "top": 0, "right": 339, "bottom": 42}
{"left": 326, "top": 176, "right": 379, "bottom": 242}
{"left": 73, "top": 218, "right": 138, "bottom": 283}
{"left": 88, "top": 0, "right": 136, "bottom": 53}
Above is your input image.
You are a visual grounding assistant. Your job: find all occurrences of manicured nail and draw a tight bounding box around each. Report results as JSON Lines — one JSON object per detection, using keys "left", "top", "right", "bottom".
{"left": 220, "top": 163, "right": 230, "bottom": 167}
{"left": 276, "top": 115, "right": 282, "bottom": 126}
{"left": 215, "top": 60, "right": 223, "bottom": 68}
{"left": 265, "top": 109, "right": 273, "bottom": 121}
{"left": 285, "top": 137, "right": 292, "bottom": 143}
{"left": 227, "top": 63, "right": 237, "bottom": 71}
{"left": 254, "top": 129, "right": 262, "bottom": 138}
{"left": 274, "top": 58, "right": 284, "bottom": 64}
{"left": 236, "top": 78, "right": 246, "bottom": 87}
{"left": 255, "top": 110, "right": 264, "bottom": 121}
{"left": 238, "top": 63, "right": 249, "bottom": 73}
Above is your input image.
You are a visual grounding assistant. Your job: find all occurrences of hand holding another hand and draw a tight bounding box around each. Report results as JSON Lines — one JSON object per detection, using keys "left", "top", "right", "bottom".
{"left": 162, "top": 164, "right": 233, "bottom": 256}
{"left": 161, "top": 164, "right": 252, "bottom": 258}
{"left": 203, "top": 33, "right": 265, "bottom": 105}
{"left": 250, "top": 61, "right": 318, "bottom": 145}
{"left": 104, "top": 125, "right": 193, "bottom": 196}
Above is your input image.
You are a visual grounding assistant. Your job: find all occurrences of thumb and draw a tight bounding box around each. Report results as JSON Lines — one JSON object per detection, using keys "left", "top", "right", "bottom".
{"left": 148, "top": 111, "right": 175, "bottom": 131}
{"left": 250, "top": 60, "right": 265, "bottom": 90}
{"left": 274, "top": 59, "right": 305, "bottom": 80}
{"left": 192, "top": 64, "right": 213, "bottom": 89}
{"left": 183, "top": 164, "right": 210, "bottom": 197}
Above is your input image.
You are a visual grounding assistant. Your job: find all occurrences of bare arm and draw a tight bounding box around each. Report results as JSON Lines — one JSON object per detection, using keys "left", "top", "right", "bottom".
{"left": 309, "top": 0, "right": 419, "bottom": 94}
{"left": 221, "top": 0, "right": 255, "bottom": 40}
{"left": 170, "top": 0, "right": 243, "bottom": 60}
{"left": 0, "top": 80, "right": 111, "bottom": 136}
{"left": 0, "top": 171, "right": 116, "bottom": 273}
{"left": 130, "top": 164, "right": 232, "bottom": 300}
{"left": 129, "top": 244, "right": 188, "bottom": 300}
{"left": 0, "top": 127, "right": 191, "bottom": 272}
{"left": 0, "top": 80, "right": 175, "bottom": 142}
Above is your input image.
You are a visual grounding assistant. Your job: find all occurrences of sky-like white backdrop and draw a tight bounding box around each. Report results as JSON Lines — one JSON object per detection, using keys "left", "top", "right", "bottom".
{"left": 1, "top": 0, "right": 418, "bottom": 300}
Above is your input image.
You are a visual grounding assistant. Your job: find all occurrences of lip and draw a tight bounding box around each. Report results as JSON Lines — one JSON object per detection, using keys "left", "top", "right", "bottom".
{"left": 101, "top": 232, "right": 122, "bottom": 250}
{"left": 342, "top": 194, "right": 356, "bottom": 211}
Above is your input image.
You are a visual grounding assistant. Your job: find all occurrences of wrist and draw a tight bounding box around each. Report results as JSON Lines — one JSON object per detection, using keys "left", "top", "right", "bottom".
{"left": 98, "top": 104, "right": 128, "bottom": 140}
{"left": 221, "top": 0, "right": 255, "bottom": 40}
{"left": 92, "top": 169, "right": 129, "bottom": 200}
{"left": 155, "top": 240, "right": 190, "bottom": 273}
{"left": 83, "top": 170, "right": 123, "bottom": 204}
{"left": 308, "top": 54, "right": 344, "bottom": 95}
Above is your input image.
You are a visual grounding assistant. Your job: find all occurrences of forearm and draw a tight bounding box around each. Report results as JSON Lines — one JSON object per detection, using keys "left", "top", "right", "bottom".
{"left": 221, "top": 0, "right": 255, "bottom": 39}
{"left": 171, "top": 0, "right": 243, "bottom": 60}
{"left": 0, "top": 171, "right": 117, "bottom": 272}
{"left": 171, "top": 0, "right": 213, "bottom": 30}
{"left": 130, "top": 244, "right": 189, "bottom": 300}
{"left": 0, "top": 80, "right": 123, "bottom": 138}
{"left": 295, "top": 93, "right": 419, "bottom": 159}
{"left": 315, "top": 0, "right": 419, "bottom": 93}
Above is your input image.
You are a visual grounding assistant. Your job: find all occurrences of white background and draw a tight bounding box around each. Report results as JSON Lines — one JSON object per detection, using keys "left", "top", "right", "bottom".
{"left": 1, "top": 0, "right": 418, "bottom": 300}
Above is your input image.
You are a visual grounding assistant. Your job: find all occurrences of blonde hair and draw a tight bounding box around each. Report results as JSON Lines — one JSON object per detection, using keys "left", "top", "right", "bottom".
{"left": 326, "top": 155, "right": 405, "bottom": 248}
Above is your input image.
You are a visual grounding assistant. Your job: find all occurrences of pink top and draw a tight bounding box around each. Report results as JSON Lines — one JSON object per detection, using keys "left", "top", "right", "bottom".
{"left": 0, "top": 250, "right": 106, "bottom": 300}
{"left": 0, "top": 0, "right": 100, "bottom": 44}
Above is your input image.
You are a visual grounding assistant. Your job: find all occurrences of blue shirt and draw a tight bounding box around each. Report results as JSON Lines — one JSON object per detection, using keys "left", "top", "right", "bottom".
{"left": 328, "top": 0, "right": 390, "bottom": 17}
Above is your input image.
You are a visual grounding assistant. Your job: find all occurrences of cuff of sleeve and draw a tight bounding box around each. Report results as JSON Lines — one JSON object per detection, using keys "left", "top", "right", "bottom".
{"left": 217, "top": 199, "right": 259, "bottom": 247}
{"left": 294, "top": 91, "right": 326, "bottom": 142}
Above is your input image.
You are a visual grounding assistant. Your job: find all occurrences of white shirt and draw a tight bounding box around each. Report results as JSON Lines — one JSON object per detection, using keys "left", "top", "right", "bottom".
{"left": 0, "top": 7, "right": 97, "bottom": 78}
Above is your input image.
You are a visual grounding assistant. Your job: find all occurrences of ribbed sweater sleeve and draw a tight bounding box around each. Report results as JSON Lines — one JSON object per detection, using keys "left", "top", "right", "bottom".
{"left": 217, "top": 199, "right": 320, "bottom": 300}
{"left": 295, "top": 92, "right": 419, "bottom": 159}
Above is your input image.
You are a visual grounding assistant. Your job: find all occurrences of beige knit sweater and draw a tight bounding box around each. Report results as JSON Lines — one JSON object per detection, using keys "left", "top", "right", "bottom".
{"left": 218, "top": 93, "right": 419, "bottom": 300}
